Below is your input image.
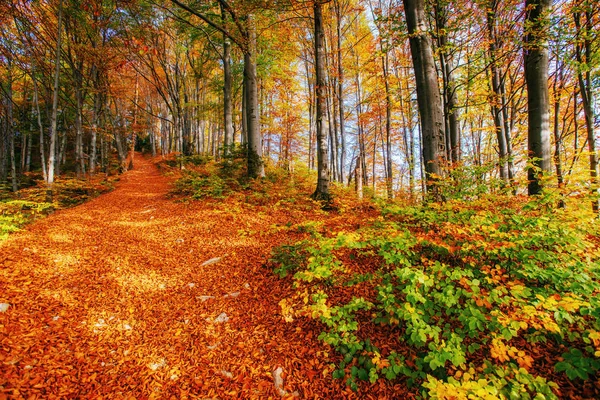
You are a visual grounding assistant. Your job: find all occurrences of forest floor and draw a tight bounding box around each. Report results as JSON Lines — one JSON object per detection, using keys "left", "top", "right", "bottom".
{"left": 0, "top": 155, "right": 407, "bottom": 399}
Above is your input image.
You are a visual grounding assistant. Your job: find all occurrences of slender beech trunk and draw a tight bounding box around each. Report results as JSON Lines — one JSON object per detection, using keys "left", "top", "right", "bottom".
{"left": 398, "top": 65, "right": 415, "bottom": 200}
{"left": 32, "top": 77, "right": 47, "bottom": 181}
{"left": 324, "top": 35, "right": 338, "bottom": 182}
{"left": 356, "top": 153, "right": 363, "bottom": 200}
{"left": 403, "top": 0, "right": 446, "bottom": 198}
{"left": 434, "top": 0, "right": 460, "bottom": 164}
{"left": 335, "top": 0, "right": 346, "bottom": 184}
{"left": 312, "top": 1, "right": 330, "bottom": 200}
{"left": 222, "top": 6, "right": 233, "bottom": 157}
{"left": 25, "top": 110, "right": 32, "bottom": 172}
{"left": 129, "top": 76, "right": 139, "bottom": 170}
{"left": 304, "top": 52, "right": 315, "bottom": 169}
{"left": 326, "top": 72, "right": 338, "bottom": 182}
{"left": 382, "top": 52, "right": 393, "bottom": 199}
{"left": 74, "top": 70, "right": 86, "bottom": 178}
{"left": 574, "top": 5, "right": 598, "bottom": 215}
{"left": 244, "top": 14, "right": 263, "bottom": 178}
{"left": 7, "top": 63, "right": 17, "bottom": 192}
{"left": 553, "top": 44, "right": 565, "bottom": 207}
{"left": 47, "top": 0, "right": 63, "bottom": 191}
{"left": 485, "top": 2, "right": 509, "bottom": 181}
{"left": 90, "top": 71, "right": 101, "bottom": 174}
{"left": 524, "top": 0, "right": 552, "bottom": 195}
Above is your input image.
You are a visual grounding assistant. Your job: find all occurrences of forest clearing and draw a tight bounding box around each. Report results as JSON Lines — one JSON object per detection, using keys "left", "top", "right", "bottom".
{"left": 1, "top": 0, "right": 600, "bottom": 398}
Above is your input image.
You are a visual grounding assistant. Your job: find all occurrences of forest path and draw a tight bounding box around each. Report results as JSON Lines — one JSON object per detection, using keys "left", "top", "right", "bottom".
{"left": 0, "top": 156, "right": 400, "bottom": 399}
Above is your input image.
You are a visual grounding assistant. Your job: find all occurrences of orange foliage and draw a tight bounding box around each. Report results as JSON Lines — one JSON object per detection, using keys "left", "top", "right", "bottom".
{"left": 0, "top": 156, "right": 408, "bottom": 398}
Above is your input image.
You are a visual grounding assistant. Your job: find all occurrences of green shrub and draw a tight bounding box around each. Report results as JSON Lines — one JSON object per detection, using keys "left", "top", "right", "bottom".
{"left": 272, "top": 195, "right": 600, "bottom": 397}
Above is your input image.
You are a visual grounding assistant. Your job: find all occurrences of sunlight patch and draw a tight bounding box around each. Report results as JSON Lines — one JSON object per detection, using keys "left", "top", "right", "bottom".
{"left": 39, "top": 287, "right": 77, "bottom": 306}
{"left": 84, "top": 310, "right": 137, "bottom": 336}
{"left": 113, "top": 220, "right": 160, "bottom": 228}
{"left": 49, "top": 232, "right": 73, "bottom": 243}
{"left": 112, "top": 270, "right": 171, "bottom": 293}
{"left": 52, "top": 253, "right": 78, "bottom": 274}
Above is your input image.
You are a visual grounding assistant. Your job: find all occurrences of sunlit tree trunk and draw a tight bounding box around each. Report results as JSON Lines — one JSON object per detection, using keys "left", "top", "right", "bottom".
{"left": 32, "top": 75, "right": 47, "bottom": 182}
{"left": 25, "top": 105, "right": 32, "bottom": 172}
{"left": 47, "top": 0, "right": 63, "bottom": 192}
{"left": 222, "top": 5, "right": 233, "bottom": 157}
{"left": 403, "top": 0, "right": 446, "bottom": 198}
{"left": 484, "top": 1, "right": 509, "bottom": 182}
{"left": 244, "top": 14, "right": 263, "bottom": 178}
{"left": 129, "top": 76, "right": 139, "bottom": 170}
{"left": 574, "top": 3, "right": 598, "bottom": 215}
{"left": 90, "top": 68, "right": 101, "bottom": 175}
{"left": 433, "top": 0, "right": 460, "bottom": 164}
{"left": 356, "top": 152, "right": 363, "bottom": 200}
{"left": 312, "top": 1, "right": 330, "bottom": 200}
{"left": 524, "top": 0, "right": 552, "bottom": 195}
{"left": 335, "top": 0, "right": 346, "bottom": 184}
{"left": 74, "top": 69, "right": 86, "bottom": 178}
{"left": 6, "top": 61, "right": 17, "bottom": 192}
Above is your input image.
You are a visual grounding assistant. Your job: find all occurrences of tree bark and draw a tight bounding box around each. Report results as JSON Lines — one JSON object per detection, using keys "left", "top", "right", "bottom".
{"left": 7, "top": 63, "right": 17, "bottom": 192}
{"left": 90, "top": 69, "right": 101, "bottom": 175}
{"left": 403, "top": 0, "right": 446, "bottom": 197}
{"left": 335, "top": 0, "right": 346, "bottom": 184}
{"left": 47, "top": 0, "right": 63, "bottom": 191}
{"left": 222, "top": 29, "right": 234, "bottom": 157}
{"left": 433, "top": 0, "right": 460, "bottom": 164}
{"left": 312, "top": 1, "right": 330, "bottom": 200}
{"left": 574, "top": 5, "right": 598, "bottom": 215}
{"left": 484, "top": 2, "right": 509, "bottom": 182}
{"left": 524, "top": 0, "right": 552, "bottom": 195}
{"left": 244, "top": 14, "right": 263, "bottom": 178}
{"left": 32, "top": 75, "right": 48, "bottom": 182}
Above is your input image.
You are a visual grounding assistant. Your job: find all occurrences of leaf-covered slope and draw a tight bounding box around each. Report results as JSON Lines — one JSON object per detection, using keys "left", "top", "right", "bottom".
{"left": 0, "top": 156, "right": 406, "bottom": 399}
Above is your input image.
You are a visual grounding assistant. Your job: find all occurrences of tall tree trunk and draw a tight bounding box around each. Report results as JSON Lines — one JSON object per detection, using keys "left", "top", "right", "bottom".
{"left": 25, "top": 118, "right": 32, "bottom": 172}
{"left": 74, "top": 70, "right": 86, "bottom": 178}
{"left": 553, "top": 43, "right": 565, "bottom": 207}
{"left": 244, "top": 14, "right": 263, "bottom": 178}
{"left": 574, "top": 5, "right": 598, "bottom": 215}
{"left": 356, "top": 152, "right": 363, "bottom": 200}
{"left": 524, "top": 0, "right": 552, "bottom": 195}
{"left": 403, "top": 0, "right": 446, "bottom": 198}
{"left": 7, "top": 63, "right": 17, "bottom": 192}
{"left": 335, "top": 0, "right": 346, "bottom": 184}
{"left": 324, "top": 35, "right": 339, "bottom": 182}
{"left": 304, "top": 52, "right": 315, "bottom": 169}
{"left": 398, "top": 65, "right": 415, "bottom": 200}
{"left": 32, "top": 76, "right": 47, "bottom": 182}
{"left": 47, "top": 0, "right": 63, "bottom": 192}
{"left": 222, "top": 7, "right": 233, "bottom": 157}
{"left": 90, "top": 73, "right": 100, "bottom": 174}
{"left": 129, "top": 76, "right": 139, "bottom": 170}
{"left": 312, "top": 1, "right": 330, "bottom": 200}
{"left": 382, "top": 52, "right": 393, "bottom": 199}
{"left": 485, "top": 2, "right": 509, "bottom": 182}
{"left": 433, "top": 0, "right": 460, "bottom": 164}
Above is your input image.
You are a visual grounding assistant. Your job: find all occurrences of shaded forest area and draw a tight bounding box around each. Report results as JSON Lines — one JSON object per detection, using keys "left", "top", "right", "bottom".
{"left": 1, "top": 0, "right": 600, "bottom": 398}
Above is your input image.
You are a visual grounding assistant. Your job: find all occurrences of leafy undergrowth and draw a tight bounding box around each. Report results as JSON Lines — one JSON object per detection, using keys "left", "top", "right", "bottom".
{"left": 271, "top": 194, "right": 600, "bottom": 398}
{"left": 4, "top": 153, "right": 599, "bottom": 398}
{"left": 0, "top": 155, "right": 407, "bottom": 399}
{"left": 163, "top": 150, "right": 363, "bottom": 213}
{"left": 0, "top": 200, "right": 54, "bottom": 242}
{"left": 0, "top": 176, "right": 115, "bottom": 243}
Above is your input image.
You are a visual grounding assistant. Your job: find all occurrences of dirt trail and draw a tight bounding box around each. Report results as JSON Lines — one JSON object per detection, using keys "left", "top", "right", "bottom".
{"left": 0, "top": 157, "right": 403, "bottom": 399}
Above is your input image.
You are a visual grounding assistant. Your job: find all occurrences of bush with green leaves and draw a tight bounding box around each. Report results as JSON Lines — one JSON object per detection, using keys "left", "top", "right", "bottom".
{"left": 0, "top": 200, "right": 54, "bottom": 242}
{"left": 272, "top": 195, "right": 600, "bottom": 397}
